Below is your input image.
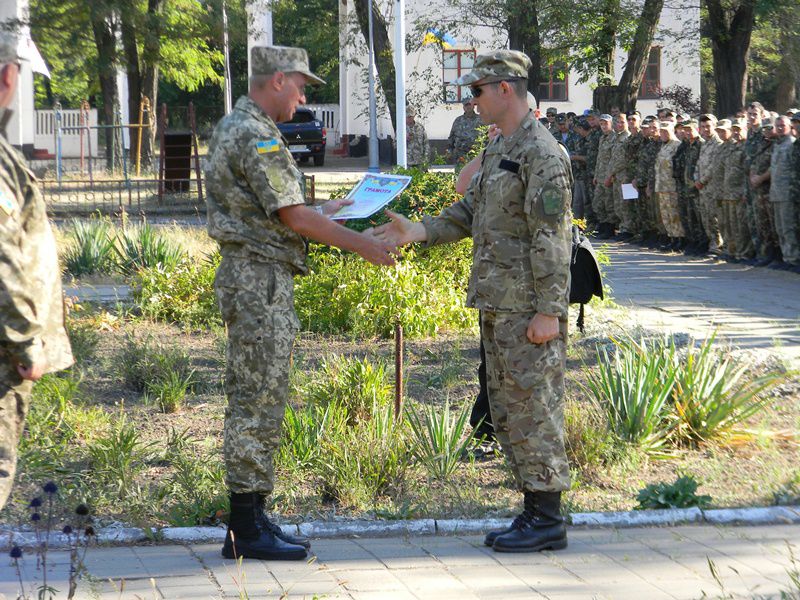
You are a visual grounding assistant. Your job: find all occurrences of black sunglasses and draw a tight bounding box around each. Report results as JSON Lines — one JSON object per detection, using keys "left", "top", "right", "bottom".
{"left": 469, "top": 78, "right": 523, "bottom": 98}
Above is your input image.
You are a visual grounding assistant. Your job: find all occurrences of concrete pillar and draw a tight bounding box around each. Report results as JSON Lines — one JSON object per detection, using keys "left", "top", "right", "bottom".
{"left": 0, "top": 0, "right": 35, "bottom": 154}
{"left": 246, "top": 0, "right": 273, "bottom": 78}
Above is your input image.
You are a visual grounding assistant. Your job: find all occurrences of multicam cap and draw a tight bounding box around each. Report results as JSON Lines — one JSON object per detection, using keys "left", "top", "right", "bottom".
{"left": 250, "top": 45, "right": 325, "bottom": 86}
{"left": 681, "top": 118, "right": 699, "bottom": 128}
{"left": 699, "top": 113, "right": 718, "bottom": 124}
{"left": 731, "top": 118, "right": 746, "bottom": 129}
{"left": 715, "top": 118, "right": 732, "bottom": 130}
{"left": 454, "top": 49, "right": 531, "bottom": 86}
{"left": 575, "top": 118, "right": 590, "bottom": 130}
{"left": 546, "top": 107, "right": 558, "bottom": 116}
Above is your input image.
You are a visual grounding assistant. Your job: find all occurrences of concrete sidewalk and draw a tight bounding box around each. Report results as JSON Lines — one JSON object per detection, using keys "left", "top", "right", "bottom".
{"left": 2, "top": 523, "right": 798, "bottom": 599}
{"left": 601, "top": 242, "right": 800, "bottom": 367}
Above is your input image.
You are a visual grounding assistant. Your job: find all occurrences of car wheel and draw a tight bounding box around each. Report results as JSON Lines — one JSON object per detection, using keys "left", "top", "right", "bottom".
{"left": 313, "top": 153, "right": 325, "bottom": 167}
{"left": 299, "top": 155, "right": 310, "bottom": 164}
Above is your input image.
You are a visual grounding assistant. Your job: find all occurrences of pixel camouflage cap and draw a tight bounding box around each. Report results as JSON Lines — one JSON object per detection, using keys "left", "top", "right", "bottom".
{"left": 250, "top": 45, "right": 325, "bottom": 86}
{"left": 454, "top": 49, "right": 531, "bottom": 86}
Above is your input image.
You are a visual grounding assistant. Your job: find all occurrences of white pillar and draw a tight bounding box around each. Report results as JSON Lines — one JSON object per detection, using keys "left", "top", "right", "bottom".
{"left": 394, "top": 0, "right": 406, "bottom": 167}
{"left": 247, "top": 0, "right": 273, "bottom": 78}
{"left": 1, "top": 0, "right": 34, "bottom": 151}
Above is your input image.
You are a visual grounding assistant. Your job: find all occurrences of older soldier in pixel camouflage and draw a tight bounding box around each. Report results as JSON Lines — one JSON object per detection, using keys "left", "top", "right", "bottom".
{"left": 0, "top": 32, "right": 73, "bottom": 510}
{"left": 370, "top": 49, "right": 572, "bottom": 554}
{"left": 205, "top": 45, "right": 396, "bottom": 562}
{"left": 447, "top": 97, "right": 482, "bottom": 166}
{"left": 405, "top": 107, "right": 429, "bottom": 166}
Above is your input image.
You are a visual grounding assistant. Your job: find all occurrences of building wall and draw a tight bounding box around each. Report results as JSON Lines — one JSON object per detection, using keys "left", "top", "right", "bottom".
{"left": 339, "top": 1, "right": 700, "bottom": 143}
{"left": 0, "top": 0, "right": 35, "bottom": 152}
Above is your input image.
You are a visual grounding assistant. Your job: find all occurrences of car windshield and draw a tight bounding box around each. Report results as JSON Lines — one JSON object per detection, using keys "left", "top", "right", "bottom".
{"left": 288, "top": 111, "right": 316, "bottom": 124}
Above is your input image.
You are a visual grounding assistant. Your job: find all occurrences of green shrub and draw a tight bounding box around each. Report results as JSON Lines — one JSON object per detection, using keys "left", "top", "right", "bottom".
{"left": 671, "top": 335, "right": 786, "bottom": 445}
{"left": 66, "top": 317, "right": 100, "bottom": 366}
{"left": 406, "top": 399, "right": 475, "bottom": 480}
{"left": 132, "top": 252, "right": 221, "bottom": 329}
{"left": 278, "top": 401, "right": 348, "bottom": 471}
{"left": 144, "top": 369, "right": 196, "bottom": 413}
{"left": 564, "top": 399, "right": 618, "bottom": 472}
{"left": 116, "top": 335, "right": 194, "bottom": 394}
{"left": 316, "top": 400, "right": 410, "bottom": 508}
{"left": 63, "top": 218, "right": 116, "bottom": 277}
{"left": 583, "top": 337, "right": 678, "bottom": 454}
{"left": 115, "top": 223, "right": 185, "bottom": 276}
{"left": 86, "top": 416, "right": 154, "bottom": 499}
{"left": 299, "top": 354, "right": 393, "bottom": 424}
{"left": 636, "top": 474, "right": 712, "bottom": 510}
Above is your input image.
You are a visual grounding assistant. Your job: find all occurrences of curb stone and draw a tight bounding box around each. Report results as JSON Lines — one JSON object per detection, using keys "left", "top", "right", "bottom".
{"left": 3, "top": 506, "right": 798, "bottom": 549}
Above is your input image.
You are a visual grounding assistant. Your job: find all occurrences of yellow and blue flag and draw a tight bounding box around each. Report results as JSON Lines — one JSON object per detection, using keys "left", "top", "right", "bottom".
{"left": 256, "top": 139, "right": 280, "bottom": 154}
{"left": 422, "top": 28, "right": 456, "bottom": 49}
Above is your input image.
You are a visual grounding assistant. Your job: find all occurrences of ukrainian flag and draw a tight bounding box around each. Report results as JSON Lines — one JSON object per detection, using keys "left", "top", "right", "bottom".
{"left": 422, "top": 28, "right": 456, "bottom": 49}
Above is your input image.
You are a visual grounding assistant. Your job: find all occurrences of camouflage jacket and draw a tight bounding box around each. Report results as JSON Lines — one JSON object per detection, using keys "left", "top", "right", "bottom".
{"left": 609, "top": 130, "right": 631, "bottom": 181}
{"left": 636, "top": 137, "right": 661, "bottom": 188}
{"left": 0, "top": 133, "right": 73, "bottom": 374}
{"left": 672, "top": 140, "right": 688, "bottom": 195}
{"left": 722, "top": 140, "right": 746, "bottom": 200}
{"left": 422, "top": 111, "right": 573, "bottom": 319}
{"left": 683, "top": 138, "right": 703, "bottom": 190}
{"left": 447, "top": 113, "right": 482, "bottom": 161}
{"left": 594, "top": 131, "right": 615, "bottom": 180}
{"left": 205, "top": 95, "right": 309, "bottom": 274}
{"left": 407, "top": 121, "right": 429, "bottom": 165}
{"left": 654, "top": 139, "right": 681, "bottom": 193}
{"left": 625, "top": 132, "right": 646, "bottom": 184}
{"left": 696, "top": 135, "right": 722, "bottom": 188}
{"left": 743, "top": 128, "right": 765, "bottom": 175}
{"left": 750, "top": 136, "right": 773, "bottom": 196}
{"left": 769, "top": 135, "right": 796, "bottom": 203}
{"left": 571, "top": 133, "right": 590, "bottom": 180}
{"left": 712, "top": 139, "right": 734, "bottom": 201}
{"left": 586, "top": 128, "right": 602, "bottom": 177}
{"left": 791, "top": 138, "right": 800, "bottom": 205}
{"left": 552, "top": 129, "right": 579, "bottom": 153}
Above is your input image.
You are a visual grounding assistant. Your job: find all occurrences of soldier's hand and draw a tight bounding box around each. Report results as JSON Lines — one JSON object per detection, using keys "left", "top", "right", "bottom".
{"left": 355, "top": 234, "right": 398, "bottom": 266}
{"left": 17, "top": 362, "right": 46, "bottom": 381}
{"left": 367, "top": 210, "right": 427, "bottom": 247}
{"left": 631, "top": 178, "right": 638, "bottom": 188}
{"left": 604, "top": 176, "right": 613, "bottom": 188}
{"left": 321, "top": 197, "right": 354, "bottom": 216}
{"left": 527, "top": 314, "right": 560, "bottom": 345}
{"left": 487, "top": 124, "right": 501, "bottom": 142}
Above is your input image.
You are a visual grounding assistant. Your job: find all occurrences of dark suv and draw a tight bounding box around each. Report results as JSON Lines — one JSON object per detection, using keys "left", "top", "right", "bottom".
{"left": 278, "top": 108, "right": 327, "bottom": 166}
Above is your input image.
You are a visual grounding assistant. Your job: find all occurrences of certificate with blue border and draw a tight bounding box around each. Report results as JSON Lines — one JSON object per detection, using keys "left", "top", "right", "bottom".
{"left": 330, "top": 174, "right": 413, "bottom": 220}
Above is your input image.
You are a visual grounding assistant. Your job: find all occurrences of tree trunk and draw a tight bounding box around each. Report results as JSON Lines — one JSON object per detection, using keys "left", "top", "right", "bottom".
{"left": 507, "top": 0, "right": 541, "bottom": 102}
{"left": 140, "top": 0, "right": 164, "bottom": 171}
{"left": 705, "top": 0, "right": 755, "bottom": 117}
{"left": 774, "top": 29, "right": 797, "bottom": 112}
{"left": 615, "top": 0, "right": 664, "bottom": 113}
{"left": 89, "top": 1, "right": 118, "bottom": 172}
{"left": 593, "top": 85, "right": 618, "bottom": 113}
{"left": 120, "top": 4, "right": 142, "bottom": 168}
{"left": 353, "top": 0, "right": 396, "bottom": 133}
{"left": 597, "top": 0, "right": 621, "bottom": 86}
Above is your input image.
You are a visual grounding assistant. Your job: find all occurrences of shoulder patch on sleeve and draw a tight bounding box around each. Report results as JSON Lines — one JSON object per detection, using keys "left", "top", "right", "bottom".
{"left": 541, "top": 183, "right": 566, "bottom": 216}
{"left": 256, "top": 138, "right": 280, "bottom": 154}
{"left": 0, "top": 179, "right": 16, "bottom": 215}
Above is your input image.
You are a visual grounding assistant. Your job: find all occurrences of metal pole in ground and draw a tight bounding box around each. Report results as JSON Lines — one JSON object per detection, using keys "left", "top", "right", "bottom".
{"left": 395, "top": 0, "right": 407, "bottom": 168}
{"left": 394, "top": 321, "right": 404, "bottom": 420}
{"left": 54, "top": 101, "right": 62, "bottom": 186}
{"left": 367, "top": 0, "right": 379, "bottom": 172}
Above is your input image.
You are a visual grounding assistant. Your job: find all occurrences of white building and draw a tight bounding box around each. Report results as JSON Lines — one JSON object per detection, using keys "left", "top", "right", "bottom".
{"left": 338, "top": 1, "right": 700, "bottom": 151}
{"left": 1, "top": 0, "right": 36, "bottom": 155}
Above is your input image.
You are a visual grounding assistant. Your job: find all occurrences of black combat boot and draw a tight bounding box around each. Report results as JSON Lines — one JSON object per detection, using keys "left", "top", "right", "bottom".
{"left": 492, "top": 491, "right": 567, "bottom": 553}
{"left": 251, "top": 494, "right": 311, "bottom": 549}
{"left": 222, "top": 493, "right": 308, "bottom": 560}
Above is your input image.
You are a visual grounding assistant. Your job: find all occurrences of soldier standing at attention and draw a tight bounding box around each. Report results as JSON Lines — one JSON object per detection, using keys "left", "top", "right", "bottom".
{"left": 682, "top": 120, "right": 708, "bottom": 255}
{"left": 205, "top": 46, "right": 397, "bottom": 561}
{"left": 0, "top": 33, "right": 74, "bottom": 510}
{"left": 570, "top": 119, "right": 592, "bottom": 219}
{"left": 584, "top": 111, "right": 602, "bottom": 228}
{"left": 671, "top": 121, "right": 691, "bottom": 250}
{"left": 713, "top": 120, "right": 734, "bottom": 259}
{"left": 746, "top": 105, "right": 777, "bottom": 266}
{"left": 750, "top": 118, "right": 781, "bottom": 267}
{"left": 654, "top": 121, "right": 685, "bottom": 251}
{"left": 608, "top": 113, "right": 632, "bottom": 239}
{"left": 623, "top": 112, "right": 645, "bottom": 240}
{"left": 371, "top": 49, "right": 573, "bottom": 554}
{"left": 447, "top": 97, "right": 482, "bottom": 167}
{"left": 406, "top": 106, "right": 430, "bottom": 167}
{"left": 593, "top": 114, "right": 616, "bottom": 238}
{"left": 695, "top": 114, "right": 724, "bottom": 256}
{"left": 768, "top": 116, "right": 799, "bottom": 271}
{"left": 721, "top": 120, "right": 749, "bottom": 261}
{"left": 545, "top": 107, "right": 558, "bottom": 133}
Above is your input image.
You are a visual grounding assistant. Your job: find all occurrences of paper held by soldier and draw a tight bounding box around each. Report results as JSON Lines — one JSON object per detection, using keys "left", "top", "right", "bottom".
{"left": 330, "top": 174, "right": 413, "bottom": 220}
{"left": 621, "top": 183, "right": 639, "bottom": 200}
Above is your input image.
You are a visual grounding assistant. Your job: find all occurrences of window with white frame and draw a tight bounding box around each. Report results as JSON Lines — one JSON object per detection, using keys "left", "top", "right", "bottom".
{"left": 442, "top": 49, "right": 476, "bottom": 103}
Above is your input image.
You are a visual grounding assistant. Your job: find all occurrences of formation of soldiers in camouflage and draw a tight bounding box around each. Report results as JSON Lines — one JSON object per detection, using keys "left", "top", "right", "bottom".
{"left": 555, "top": 102, "right": 800, "bottom": 274}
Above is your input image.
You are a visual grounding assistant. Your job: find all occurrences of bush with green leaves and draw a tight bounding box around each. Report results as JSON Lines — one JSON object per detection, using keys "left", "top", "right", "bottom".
{"left": 132, "top": 253, "right": 222, "bottom": 329}
{"left": 406, "top": 398, "right": 475, "bottom": 480}
{"left": 115, "top": 223, "right": 186, "bottom": 276}
{"left": 86, "top": 416, "right": 155, "bottom": 500}
{"left": 63, "top": 218, "right": 117, "bottom": 276}
{"left": 636, "top": 474, "right": 712, "bottom": 510}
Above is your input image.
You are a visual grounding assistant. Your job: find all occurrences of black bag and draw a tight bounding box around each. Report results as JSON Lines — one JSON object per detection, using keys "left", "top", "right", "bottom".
{"left": 569, "top": 225, "right": 604, "bottom": 333}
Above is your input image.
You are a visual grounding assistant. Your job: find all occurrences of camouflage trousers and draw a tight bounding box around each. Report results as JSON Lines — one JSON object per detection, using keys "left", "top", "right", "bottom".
{"left": 656, "top": 191, "right": 685, "bottom": 238}
{"left": 572, "top": 179, "right": 587, "bottom": 220}
{"left": 593, "top": 181, "right": 616, "bottom": 225}
{"left": 613, "top": 181, "right": 636, "bottom": 233}
{"left": 718, "top": 199, "right": 736, "bottom": 255}
{"left": 0, "top": 360, "right": 33, "bottom": 510}
{"left": 771, "top": 201, "right": 800, "bottom": 264}
{"left": 754, "top": 192, "right": 780, "bottom": 258}
{"left": 685, "top": 190, "right": 707, "bottom": 246}
{"left": 215, "top": 257, "right": 300, "bottom": 494}
{"left": 719, "top": 198, "right": 753, "bottom": 259}
{"left": 584, "top": 177, "right": 597, "bottom": 225}
{"left": 481, "top": 311, "right": 570, "bottom": 493}
{"left": 698, "top": 189, "right": 723, "bottom": 253}
{"left": 634, "top": 186, "right": 650, "bottom": 233}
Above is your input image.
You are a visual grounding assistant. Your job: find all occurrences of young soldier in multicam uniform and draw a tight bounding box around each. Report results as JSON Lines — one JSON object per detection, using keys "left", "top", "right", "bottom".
{"left": 584, "top": 111, "right": 602, "bottom": 227}
{"left": 654, "top": 121, "right": 685, "bottom": 250}
{"left": 682, "top": 119, "right": 708, "bottom": 254}
{"left": 372, "top": 50, "right": 573, "bottom": 554}
{"left": 749, "top": 118, "right": 780, "bottom": 266}
{"left": 204, "top": 46, "right": 396, "bottom": 561}
{"left": 0, "top": 33, "right": 74, "bottom": 510}
{"left": 713, "top": 119, "right": 735, "bottom": 258}
{"left": 608, "top": 113, "right": 633, "bottom": 239}
{"left": 623, "top": 113, "right": 645, "bottom": 239}
{"left": 405, "top": 106, "right": 430, "bottom": 167}
{"left": 694, "top": 114, "right": 724, "bottom": 256}
{"left": 593, "top": 114, "right": 616, "bottom": 238}
{"left": 639, "top": 118, "right": 664, "bottom": 245}
{"left": 721, "top": 119, "right": 750, "bottom": 261}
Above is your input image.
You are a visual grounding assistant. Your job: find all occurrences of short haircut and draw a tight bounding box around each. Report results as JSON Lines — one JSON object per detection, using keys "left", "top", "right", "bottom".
{"left": 508, "top": 78, "right": 528, "bottom": 99}
{"left": 249, "top": 74, "right": 273, "bottom": 91}
{"left": 747, "top": 101, "right": 764, "bottom": 112}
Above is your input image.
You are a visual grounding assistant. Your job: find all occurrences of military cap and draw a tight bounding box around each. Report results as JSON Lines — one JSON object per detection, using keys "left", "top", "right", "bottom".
{"left": 714, "top": 118, "right": 732, "bottom": 130}
{"left": 575, "top": 118, "right": 590, "bottom": 130}
{"left": 762, "top": 117, "right": 774, "bottom": 130}
{"left": 786, "top": 108, "right": 800, "bottom": 116}
{"left": 642, "top": 116, "right": 655, "bottom": 125}
{"left": 250, "top": 46, "right": 325, "bottom": 85}
{"left": 461, "top": 96, "right": 473, "bottom": 105}
{"left": 699, "top": 113, "right": 718, "bottom": 124}
{"left": 791, "top": 113, "right": 800, "bottom": 123}
{"left": 730, "top": 118, "right": 746, "bottom": 129}
{"left": 546, "top": 107, "right": 558, "bottom": 116}
{"left": 681, "top": 118, "right": 699, "bottom": 128}
{"left": 454, "top": 49, "right": 531, "bottom": 85}
{"left": 599, "top": 114, "right": 612, "bottom": 122}
{"left": 659, "top": 120, "right": 674, "bottom": 130}
{"left": 406, "top": 105, "right": 416, "bottom": 117}
{"left": 555, "top": 113, "right": 567, "bottom": 123}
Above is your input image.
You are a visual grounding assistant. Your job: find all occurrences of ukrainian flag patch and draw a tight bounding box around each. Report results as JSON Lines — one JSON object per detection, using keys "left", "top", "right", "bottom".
{"left": 0, "top": 181, "right": 15, "bottom": 216}
{"left": 256, "top": 139, "right": 280, "bottom": 154}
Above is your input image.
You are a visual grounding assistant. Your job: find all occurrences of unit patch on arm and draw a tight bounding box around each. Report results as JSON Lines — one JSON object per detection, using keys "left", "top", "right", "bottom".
{"left": 0, "top": 180, "right": 16, "bottom": 216}
{"left": 256, "top": 138, "right": 280, "bottom": 154}
{"left": 541, "top": 183, "right": 566, "bottom": 217}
